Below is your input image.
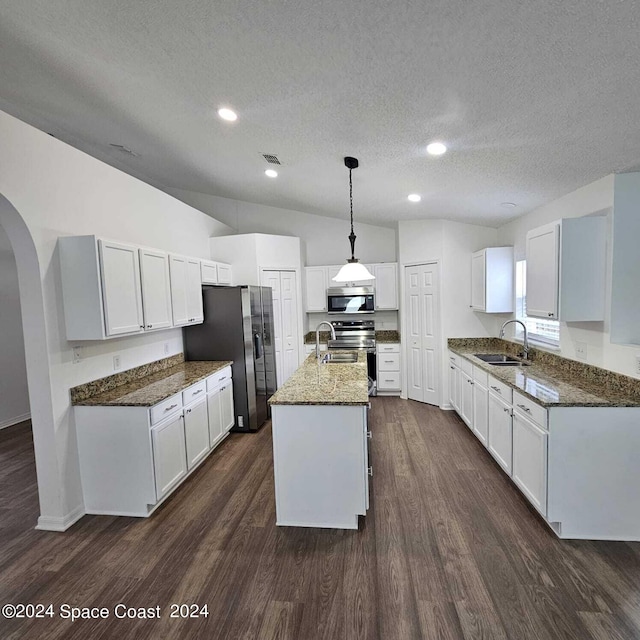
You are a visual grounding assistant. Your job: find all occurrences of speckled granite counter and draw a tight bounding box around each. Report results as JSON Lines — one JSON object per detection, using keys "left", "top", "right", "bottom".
{"left": 72, "top": 361, "right": 232, "bottom": 407}
{"left": 448, "top": 338, "right": 640, "bottom": 408}
{"left": 303, "top": 330, "right": 400, "bottom": 344}
{"left": 269, "top": 351, "right": 369, "bottom": 406}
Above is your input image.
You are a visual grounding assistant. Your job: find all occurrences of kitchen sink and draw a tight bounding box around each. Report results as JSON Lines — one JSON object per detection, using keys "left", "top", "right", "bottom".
{"left": 474, "top": 353, "right": 531, "bottom": 366}
{"left": 322, "top": 352, "right": 358, "bottom": 364}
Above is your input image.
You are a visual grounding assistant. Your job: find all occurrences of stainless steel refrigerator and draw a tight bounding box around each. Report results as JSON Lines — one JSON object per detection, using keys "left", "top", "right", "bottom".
{"left": 183, "top": 286, "right": 276, "bottom": 432}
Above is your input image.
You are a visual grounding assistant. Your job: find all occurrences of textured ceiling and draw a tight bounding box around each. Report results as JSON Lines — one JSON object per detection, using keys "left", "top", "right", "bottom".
{"left": 1, "top": 1, "right": 640, "bottom": 228}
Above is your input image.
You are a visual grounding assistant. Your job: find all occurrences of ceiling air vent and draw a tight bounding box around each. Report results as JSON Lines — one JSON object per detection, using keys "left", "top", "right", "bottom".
{"left": 109, "top": 144, "right": 139, "bottom": 157}
{"left": 261, "top": 153, "right": 281, "bottom": 165}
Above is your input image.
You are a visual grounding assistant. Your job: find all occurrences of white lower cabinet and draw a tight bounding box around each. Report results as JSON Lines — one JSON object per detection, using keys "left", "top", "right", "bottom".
{"left": 472, "top": 379, "right": 488, "bottom": 446}
{"left": 487, "top": 391, "right": 513, "bottom": 474}
{"left": 512, "top": 407, "right": 548, "bottom": 517}
{"left": 152, "top": 413, "right": 188, "bottom": 500}
{"left": 184, "top": 397, "right": 210, "bottom": 469}
{"left": 75, "top": 366, "right": 234, "bottom": 517}
{"left": 377, "top": 343, "right": 401, "bottom": 394}
{"left": 459, "top": 371, "right": 474, "bottom": 428}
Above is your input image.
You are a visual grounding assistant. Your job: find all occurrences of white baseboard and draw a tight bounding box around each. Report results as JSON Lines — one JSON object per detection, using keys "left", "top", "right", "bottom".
{"left": 36, "top": 504, "right": 85, "bottom": 532}
{"left": 0, "top": 412, "right": 31, "bottom": 430}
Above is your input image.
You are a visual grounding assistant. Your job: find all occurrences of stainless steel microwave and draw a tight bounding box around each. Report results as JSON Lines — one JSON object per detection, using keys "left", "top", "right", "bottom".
{"left": 327, "top": 286, "right": 375, "bottom": 314}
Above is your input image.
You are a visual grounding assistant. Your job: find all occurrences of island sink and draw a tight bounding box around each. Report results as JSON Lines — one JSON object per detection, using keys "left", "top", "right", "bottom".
{"left": 322, "top": 352, "right": 359, "bottom": 364}
{"left": 474, "top": 353, "right": 531, "bottom": 366}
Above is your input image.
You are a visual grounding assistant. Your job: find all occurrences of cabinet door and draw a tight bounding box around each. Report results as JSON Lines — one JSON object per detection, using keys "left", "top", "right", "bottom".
{"left": 139, "top": 248, "right": 173, "bottom": 330}
{"left": 472, "top": 382, "right": 488, "bottom": 446}
{"left": 207, "top": 388, "right": 224, "bottom": 446}
{"left": 169, "top": 255, "right": 189, "bottom": 326}
{"left": 98, "top": 240, "right": 144, "bottom": 336}
{"left": 374, "top": 263, "right": 398, "bottom": 309}
{"left": 488, "top": 393, "right": 513, "bottom": 474}
{"left": 448, "top": 363, "right": 458, "bottom": 409}
{"left": 201, "top": 260, "right": 218, "bottom": 284}
{"left": 512, "top": 411, "right": 548, "bottom": 516}
{"left": 460, "top": 372, "right": 473, "bottom": 428}
{"left": 471, "top": 251, "right": 486, "bottom": 311}
{"left": 526, "top": 223, "right": 559, "bottom": 319}
{"left": 186, "top": 258, "right": 204, "bottom": 323}
{"left": 305, "top": 267, "right": 328, "bottom": 312}
{"left": 216, "top": 263, "right": 232, "bottom": 284}
{"left": 151, "top": 413, "right": 187, "bottom": 500}
{"left": 184, "top": 399, "right": 210, "bottom": 469}
{"left": 220, "top": 381, "right": 235, "bottom": 433}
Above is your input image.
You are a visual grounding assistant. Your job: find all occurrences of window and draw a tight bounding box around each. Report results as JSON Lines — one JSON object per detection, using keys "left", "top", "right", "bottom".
{"left": 515, "top": 260, "right": 560, "bottom": 347}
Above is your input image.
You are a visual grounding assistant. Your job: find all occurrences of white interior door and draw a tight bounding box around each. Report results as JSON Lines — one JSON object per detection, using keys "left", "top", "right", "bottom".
{"left": 261, "top": 269, "right": 300, "bottom": 387}
{"left": 404, "top": 263, "right": 440, "bottom": 406}
{"left": 279, "top": 271, "right": 300, "bottom": 385}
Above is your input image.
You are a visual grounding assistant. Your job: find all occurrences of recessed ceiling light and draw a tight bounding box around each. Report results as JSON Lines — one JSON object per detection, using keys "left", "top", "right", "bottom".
{"left": 426, "top": 142, "right": 447, "bottom": 156}
{"left": 408, "top": 194, "right": 421, "bottom": 202}
{"left": 501, "top": 202, "right": 517, "bottom": 208}
{"left": 217, "top": 108, "right": 237, "bottom": 122}
{"left": 265, "top": 169, "right": 278, "bottom": 178}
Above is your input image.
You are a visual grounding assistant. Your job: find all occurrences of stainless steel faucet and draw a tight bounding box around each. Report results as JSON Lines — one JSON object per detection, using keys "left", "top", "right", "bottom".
{"left": 315, "top": 321, "right": 336, "bottom": 361}
{"left": 499, "top": 319, "right": 529, "bottom": 360}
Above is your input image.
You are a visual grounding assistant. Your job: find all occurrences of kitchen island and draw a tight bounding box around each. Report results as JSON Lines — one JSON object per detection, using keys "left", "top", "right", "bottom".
{"left": 269, "top": 351, "right": 370, "bottom": 529}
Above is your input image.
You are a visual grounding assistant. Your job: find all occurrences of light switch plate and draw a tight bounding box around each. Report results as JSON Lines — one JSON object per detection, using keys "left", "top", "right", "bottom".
{"left": 164, "top": 342, "right": 170, "bottom": 355}
{"left": 113, "top": 355, "right": 121, "bottom": 371}
{"left": 575, "top": 342, "right": 587, "bottom": 361}
{"left": 72, "top": 346, "right": 82, "bottom": 364}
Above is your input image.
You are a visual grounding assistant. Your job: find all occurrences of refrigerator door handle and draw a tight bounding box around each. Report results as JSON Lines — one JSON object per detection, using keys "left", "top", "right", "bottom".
{"left": 254, "top": 332, "right": 263, "bottom": 359}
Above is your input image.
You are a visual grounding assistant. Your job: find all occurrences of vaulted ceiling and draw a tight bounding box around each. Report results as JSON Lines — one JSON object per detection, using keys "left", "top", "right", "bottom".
{"left": 1, "top": 1, "right": 640, "bottom": 228}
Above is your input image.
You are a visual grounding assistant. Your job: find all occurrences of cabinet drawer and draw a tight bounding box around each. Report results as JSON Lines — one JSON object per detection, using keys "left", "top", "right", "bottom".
{"left": 378, "top": 372, "right": 401, "bottom": 390}
{"left": 150, "top": 393, "right": 183, "bottom": 425}
{"left": 378, "top": 353, "right": 400, "bottom": 371}
{"left": 488, "top": 376, "right": 512, "bottom": 403}
{"left": 461, "top": 358, "right": 473, "bottom": 377}
{"left": 448, "top": 351, "right": 460, "bottom": 367}
{"left": 377, "top": 343, "right": 400, "bottom": 354}
{"left": 513, "top": 391, "right": 547, "bottom": 428}
{"left": 473, "top": 366, "right": 488, "bottom": 387}
{"left": 206, "top": 366, "right": 232, "bottom": 391}
{"left": 182, "top": 380, "right": 207, "bottom": 405}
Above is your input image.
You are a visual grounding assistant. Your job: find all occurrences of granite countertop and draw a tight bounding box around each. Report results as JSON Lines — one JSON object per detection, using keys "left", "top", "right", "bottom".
{"left": 303, "top": 330, "right": 400, "bottom": 344}
{"left": 269, "top": 351, "right": 369, "bottom": 406}
{"left": 73, "top": 361, "right": 233, "bottom": 407}
{"left": 448, "top": 338, "right": 640, "bottom": 408}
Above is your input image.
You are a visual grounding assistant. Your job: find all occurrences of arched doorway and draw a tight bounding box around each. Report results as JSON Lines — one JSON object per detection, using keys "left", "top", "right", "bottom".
{"left": 0, "top": 193, "right": 66, "bottom": 529}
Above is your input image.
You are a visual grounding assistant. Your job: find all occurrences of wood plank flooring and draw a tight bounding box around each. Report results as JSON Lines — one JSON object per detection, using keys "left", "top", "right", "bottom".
{"left": 1, "top": 400, "right": 640, "bottom": 639}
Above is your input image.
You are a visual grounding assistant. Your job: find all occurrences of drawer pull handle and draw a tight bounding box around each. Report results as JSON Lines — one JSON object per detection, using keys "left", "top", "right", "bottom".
{"left": 186, "top": 408, "right": 192, "bottom": 414}
{"left": 147, "top": 324, "right": 152, "bottom": 329}
{"left": 165, "top": 404, "right": 178, "bottom": 412}
{"left": 368, "top": 466, "right": 373, "bottom": 477}
{"left": 490, "top": 386, "right": 502, "bottom": 394}
{"left": 385, "top": 379, "right": 394, "bottom": 382}
{"left": 450, "top": 366, "right": 455, "bottom": 370}
{"left": 140, "top": 325, "right": 145, "bottom": 329}
{"left": 384, "top": 360, "right": 394, "bottom": 363}
{"left": 517, "top": 404, "right": 531, "bottom": 413}
{"left": 193, "top": 389, "right": 203, "bottom": 395}
{"left": 219, "top": 376, "right": 227, "bottom": 381}
{"left": 503, "top": 407, "right": 511, "bottom": 414}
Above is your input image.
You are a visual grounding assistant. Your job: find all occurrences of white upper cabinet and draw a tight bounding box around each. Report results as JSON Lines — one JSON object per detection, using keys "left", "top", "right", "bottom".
{"left": 170, "top": 255, "right": 203, "bottom": 327}
{"left": 99, "top": 240, "right": 145, "bottom": 337}
{"left": 139, "top": 248, "right": 173, "bottom": 331}
{"left": 373, "top": 263, "right": 398, "bottom": 310}
{"left": 304, "top": 262, "right": 398, "bottom": 312}
{"left": 526, "top": 217, "right": 606, "bottom": 321}
{"left": 470, "top": 247, "right": 513, "bottom": 313}
{"left": 305, "top": 267, "right": 328, "bottom": 312}
{"left": 200, "top": 259, "right": 232, "bottom": 285}
{"left": 611, "top": 172, "right": 640, "bottom": 345}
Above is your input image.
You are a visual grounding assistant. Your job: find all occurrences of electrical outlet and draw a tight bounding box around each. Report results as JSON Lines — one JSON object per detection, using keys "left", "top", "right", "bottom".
{"left": 575, "top": 342, "right": 587, "bottom": 361}
{"left": 72, "top": 346, "right": 82, "bottom": 364}
{"left": 237, "top": 416, "right": 244, "bottom": 428}
{"left": 164, "top": 342, "right": 170, "bottom": 355}
{"left": 113, "top": 355, "right": 121, "bottom": 371}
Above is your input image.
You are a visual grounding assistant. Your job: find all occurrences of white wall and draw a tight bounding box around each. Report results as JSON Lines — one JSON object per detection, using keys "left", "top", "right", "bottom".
{"left": 168, "top": 189, "right": 397, "bottom": 265}
{"left": 398, "top": 219, "right": 502, "bottom": 406}
{"left": 0, "top": 110, "right": 235, "bottom": 528}
{"left": 0, "top": 224, "right": 30, "bottom": 428}
{"left": 497, "top": 174, "right": 640, "bottom": 379}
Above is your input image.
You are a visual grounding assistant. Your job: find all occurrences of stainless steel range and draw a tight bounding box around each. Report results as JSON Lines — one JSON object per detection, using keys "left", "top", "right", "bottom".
{"left": 328, "top": 320, "right": 377, "bottom": 395}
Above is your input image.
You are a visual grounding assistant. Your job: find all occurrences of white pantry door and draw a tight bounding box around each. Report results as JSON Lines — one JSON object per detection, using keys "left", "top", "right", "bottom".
{"left": 405, "top": 263, "right": 440, "bottom": 406}
{"left": 261, "top": 270, "right": 300, "bottom": 387}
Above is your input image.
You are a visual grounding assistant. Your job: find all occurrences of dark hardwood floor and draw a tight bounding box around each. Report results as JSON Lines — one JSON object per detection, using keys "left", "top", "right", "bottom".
{"left": 1, "top": 400, "right": 640, "bottom": 639}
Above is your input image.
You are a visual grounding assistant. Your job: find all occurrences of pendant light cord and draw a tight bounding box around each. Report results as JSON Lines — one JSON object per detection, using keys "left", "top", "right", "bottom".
{"left": 348, "top": 166, "right": 356, "bottom": 260}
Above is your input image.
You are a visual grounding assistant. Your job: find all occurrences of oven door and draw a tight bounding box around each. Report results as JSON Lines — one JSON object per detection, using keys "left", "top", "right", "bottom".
{"left": 327, "top": 289, "right": 375, "bottom": 314}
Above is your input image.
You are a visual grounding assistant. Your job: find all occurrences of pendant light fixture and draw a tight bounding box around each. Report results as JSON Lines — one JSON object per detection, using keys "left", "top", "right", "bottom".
{"left": 332, "top": 157, "right": 375, "bottom": 283}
